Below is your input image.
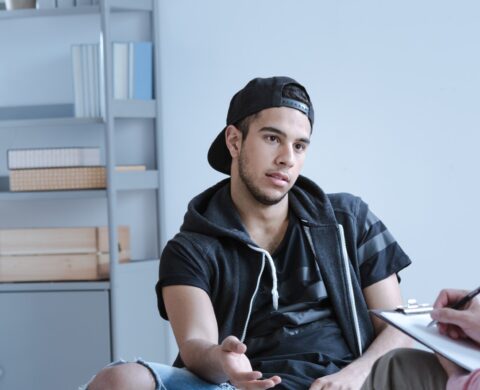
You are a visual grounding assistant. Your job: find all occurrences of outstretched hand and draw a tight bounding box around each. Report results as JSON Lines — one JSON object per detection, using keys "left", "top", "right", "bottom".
{"left": 219, "top": 336, "right": 281, "bottom": 390}
{"left": 431, "top": 288, "right": 480, "bottom": 344}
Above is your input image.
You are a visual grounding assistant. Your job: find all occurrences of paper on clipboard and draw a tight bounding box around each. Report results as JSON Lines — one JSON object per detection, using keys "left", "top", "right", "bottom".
{"left": 371, "top": 310, "right": 480, "bottom": 372}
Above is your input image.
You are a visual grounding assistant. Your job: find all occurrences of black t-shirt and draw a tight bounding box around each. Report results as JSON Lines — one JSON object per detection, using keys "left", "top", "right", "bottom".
{"left": 245, "top": 212, "right": 354, "bottom": 389}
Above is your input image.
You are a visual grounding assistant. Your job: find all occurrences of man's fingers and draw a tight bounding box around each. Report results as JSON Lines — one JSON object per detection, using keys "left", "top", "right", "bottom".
{"left": 235, "top": 376, "right": 282, "bottom": 390}
{"left": 230, "top": 370, "right": 263, "bottom": 382}
{"left": 431, "top": 307, "right": 469, "bottom": 327}
{"left": 433, "top": 289, "right": 469, "bottom": 309}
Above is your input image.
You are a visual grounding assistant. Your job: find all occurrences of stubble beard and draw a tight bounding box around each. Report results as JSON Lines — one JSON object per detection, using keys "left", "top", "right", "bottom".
{"left": 238, "top": 150, "right": 288, "bottom": 206}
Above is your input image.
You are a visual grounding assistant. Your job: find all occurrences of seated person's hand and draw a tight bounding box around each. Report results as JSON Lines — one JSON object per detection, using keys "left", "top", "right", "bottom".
{"left": 431, "top": 288, "right": 480, "bottom": 344}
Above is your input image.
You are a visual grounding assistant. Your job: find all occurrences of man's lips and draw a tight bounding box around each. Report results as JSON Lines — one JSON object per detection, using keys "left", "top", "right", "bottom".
{"left": 266, "top": 172, "right": 290, "bottom": 183}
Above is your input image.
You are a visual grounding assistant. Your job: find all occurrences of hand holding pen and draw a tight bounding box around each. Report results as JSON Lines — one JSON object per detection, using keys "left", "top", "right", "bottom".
{"left": 429, "top": 287, "right": 480, "bottom": 344}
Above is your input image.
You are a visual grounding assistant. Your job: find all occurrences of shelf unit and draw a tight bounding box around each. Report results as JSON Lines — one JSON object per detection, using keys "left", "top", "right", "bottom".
{"left": 0, "top": 1, "right": 164, "bottom": 388}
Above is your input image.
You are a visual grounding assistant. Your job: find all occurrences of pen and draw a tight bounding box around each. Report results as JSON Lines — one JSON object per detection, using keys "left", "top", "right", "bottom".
{"left": 427, "top": 285, "right": 480, "bottom": 327}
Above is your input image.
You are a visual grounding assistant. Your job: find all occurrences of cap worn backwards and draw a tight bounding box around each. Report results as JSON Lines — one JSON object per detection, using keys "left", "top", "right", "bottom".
{"left": 207, "top": 76, "right": 314, "bottom": 175}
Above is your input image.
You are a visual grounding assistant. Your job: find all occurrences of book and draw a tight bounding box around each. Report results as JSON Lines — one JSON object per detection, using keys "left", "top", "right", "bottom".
{"left": 71, "top": 43, "right": 101, "bottom": 118}
{"left": 8, "top": 147, "right": 101, "bottom": 169}
{"left": 132, "top": 41, "right": 153, "bottom": 100}
{"left": 113, "top": 42, "right": 129, "bottom": 99}
{"left": 372, "top": 309, "right": 480, "bottom": 371}
{"left": 113, "top": 41, "right": 153, "bottom": 100}
{"left": 71, "top": 45, "right": 84, "bottom": 117}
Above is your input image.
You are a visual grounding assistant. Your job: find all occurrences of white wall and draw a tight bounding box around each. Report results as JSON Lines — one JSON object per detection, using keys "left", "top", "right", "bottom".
{"left": 157, "top": 0, "right": 480, "bottom": 323}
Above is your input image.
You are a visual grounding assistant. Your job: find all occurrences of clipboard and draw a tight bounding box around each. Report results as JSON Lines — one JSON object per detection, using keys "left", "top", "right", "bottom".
{"left": 371, "top": 302, "right": 480, "bottom": 372}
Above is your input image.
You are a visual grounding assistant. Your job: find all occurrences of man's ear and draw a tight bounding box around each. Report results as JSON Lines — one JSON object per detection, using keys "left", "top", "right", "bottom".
{"left": 225, "top": 125, "right": 242, "bottom": 158}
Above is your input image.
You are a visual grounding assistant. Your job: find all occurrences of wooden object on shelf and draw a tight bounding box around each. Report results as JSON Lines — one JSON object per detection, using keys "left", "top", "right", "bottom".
{"left": 9, "top": 166, "right": 106, "bottom": 191}
{"left": 0, "top": 227, "right": 97, "bottom": 255}
{"left": 0, "top": 254, "right": 98, "bottom": 282}
{"left": 0, "top": 226, "right": 130, "bottom": 282}
{"left": 8, "top": 165, "right": 147, "bottom": 192}
{"left": 115, "top": 164, "right": 146, "bottom": 172}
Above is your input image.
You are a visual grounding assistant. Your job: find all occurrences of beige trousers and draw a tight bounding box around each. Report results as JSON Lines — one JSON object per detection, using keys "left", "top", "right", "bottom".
{"left": 361, "top": 348, "right": 448, "bottom": 390}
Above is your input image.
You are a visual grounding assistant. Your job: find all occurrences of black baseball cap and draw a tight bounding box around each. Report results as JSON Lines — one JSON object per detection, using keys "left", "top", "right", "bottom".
{"left": 207, "top": 76, "right": 314, "bottom": 175}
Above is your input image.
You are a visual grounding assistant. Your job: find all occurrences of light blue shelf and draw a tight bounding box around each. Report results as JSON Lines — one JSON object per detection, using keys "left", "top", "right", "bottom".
{"left": 0, "top": 281, "right": 110, "bottom": 292}
{"left": 0, "top": 5, "right": 100, "bottom": 20}
{"left": 115, "top": 170, "right": 159, "bottom": 190}
{"left": 112, "top": 100, "right": 156, "bottom": 118}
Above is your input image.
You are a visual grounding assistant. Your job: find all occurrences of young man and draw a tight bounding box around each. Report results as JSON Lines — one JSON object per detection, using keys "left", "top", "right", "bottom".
{"left": 87, "top": 76, "right": 412, "bottom": 390}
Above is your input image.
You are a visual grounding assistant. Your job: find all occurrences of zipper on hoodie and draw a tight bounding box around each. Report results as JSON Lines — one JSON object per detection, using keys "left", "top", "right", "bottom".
{"left": 337, "top": 224, "right": 363, "bottom": 356}
{"left": 302, "top": 222, "right": 363, "bottom": 357}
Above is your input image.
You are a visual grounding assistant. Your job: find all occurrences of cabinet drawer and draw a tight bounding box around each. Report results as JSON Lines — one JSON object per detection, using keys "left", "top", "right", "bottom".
{"left": 0, "top": 289, "right": 110, "bottom": 390}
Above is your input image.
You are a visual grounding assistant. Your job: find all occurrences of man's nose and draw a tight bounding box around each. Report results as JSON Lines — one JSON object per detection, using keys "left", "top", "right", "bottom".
{"left": 275, "top": 144, "right": 295, "bottom": 167}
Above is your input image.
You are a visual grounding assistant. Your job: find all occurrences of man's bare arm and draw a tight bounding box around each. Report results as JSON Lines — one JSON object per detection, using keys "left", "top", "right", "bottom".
{"left": 163, "top": 285, "right": 280, "bottom": 389}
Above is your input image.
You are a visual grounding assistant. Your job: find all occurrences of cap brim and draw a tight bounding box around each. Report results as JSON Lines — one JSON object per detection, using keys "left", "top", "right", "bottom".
{"left": 207, "top": 127, "right": 231, "bottom": 175}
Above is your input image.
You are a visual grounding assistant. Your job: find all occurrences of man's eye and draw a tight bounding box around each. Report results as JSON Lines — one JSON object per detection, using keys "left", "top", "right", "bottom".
{"left": 295, "top": 143, "right": 306, "bottom": 151}
{"left": 266, "top": 135, "right": 279, "bottom": 143}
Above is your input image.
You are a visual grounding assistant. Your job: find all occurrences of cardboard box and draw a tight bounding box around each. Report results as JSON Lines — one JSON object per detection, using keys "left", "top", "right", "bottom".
{"left": 0, "top": 254, "right": 98, "bottom": 282}
{"left": 0, "top": 226, "right": 130, "bottom": 282}
{"left": 0, "top": 227, "right": 97, "bottom": 255}
{"left": 9, "top": 166, "right": 106, "bottom": 192}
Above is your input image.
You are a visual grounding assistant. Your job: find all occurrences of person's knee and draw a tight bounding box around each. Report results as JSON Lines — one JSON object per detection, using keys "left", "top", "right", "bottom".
{"left": 88, "top": 362, "right": 156, "bottom": 390}
{"left": 363, "top": 348, "right": 447, "bottom": 390}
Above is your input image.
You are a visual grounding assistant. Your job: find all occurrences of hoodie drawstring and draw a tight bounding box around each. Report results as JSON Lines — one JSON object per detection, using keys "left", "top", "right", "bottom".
{"left": 248, "top": 245, "right": 279, "bottom": 310}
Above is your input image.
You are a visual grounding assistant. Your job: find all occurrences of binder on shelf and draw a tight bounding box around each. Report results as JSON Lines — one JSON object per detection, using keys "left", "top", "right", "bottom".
{"left": 7, "top": 147, "right": 101, "bottom": 169}
{"left": 113, "top": 42, "right": 129, "bottom": 99}
{"left": 71, "top": 43, "right": 102, "bottom": 118}
{"left": 132, "top": 41, "right": 153, "bottom": 100}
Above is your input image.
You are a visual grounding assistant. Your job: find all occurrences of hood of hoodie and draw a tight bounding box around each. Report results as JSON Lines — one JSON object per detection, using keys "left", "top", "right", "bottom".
{"left": 180, "top": 175, "right": 339, "bottom": 241}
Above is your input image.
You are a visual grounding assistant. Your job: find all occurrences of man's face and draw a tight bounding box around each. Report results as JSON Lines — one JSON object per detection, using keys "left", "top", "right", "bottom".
{"left": 235, "top": 106, "right": 311, "bottom": 206}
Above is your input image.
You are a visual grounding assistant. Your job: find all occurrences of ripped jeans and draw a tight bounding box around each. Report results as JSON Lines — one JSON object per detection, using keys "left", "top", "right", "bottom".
{"left": 79, "top": 359, "right": 237, "bottom": 390}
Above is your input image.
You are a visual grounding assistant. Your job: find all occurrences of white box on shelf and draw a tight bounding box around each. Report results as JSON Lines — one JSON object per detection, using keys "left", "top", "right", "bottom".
{"left": 7, "top": 147, "right": 101, "bottom": 169}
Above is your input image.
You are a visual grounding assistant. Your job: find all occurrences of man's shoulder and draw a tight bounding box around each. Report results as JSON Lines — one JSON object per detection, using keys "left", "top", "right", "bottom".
{"left": 166, "top": 229, "right": 236, "bottom": 263}
{"left": 327, "top": 192, "right": 364, "bottom": 217}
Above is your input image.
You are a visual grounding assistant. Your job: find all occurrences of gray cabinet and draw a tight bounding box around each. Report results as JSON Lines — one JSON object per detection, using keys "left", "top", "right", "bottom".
{"left": 0, "top": 282, "right": 110, "bottom": 390}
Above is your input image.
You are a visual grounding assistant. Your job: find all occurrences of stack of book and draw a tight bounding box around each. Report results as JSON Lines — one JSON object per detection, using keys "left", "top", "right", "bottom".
{"left": 8, "top": 147, "right": 106, "bottom": 192}
{"left": 0, "top": 226, "right": 130, "bottom": 282}
{"left": 71, "top": 41, "right": 153, "bottom": 118}
{"left": 113, "top": 41, "right": 153, "bottom": 100}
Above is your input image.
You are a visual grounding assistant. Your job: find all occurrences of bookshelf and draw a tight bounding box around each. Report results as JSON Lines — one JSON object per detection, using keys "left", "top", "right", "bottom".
{"left": 0, "top": 1, "right": 164, "bottom": 389}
